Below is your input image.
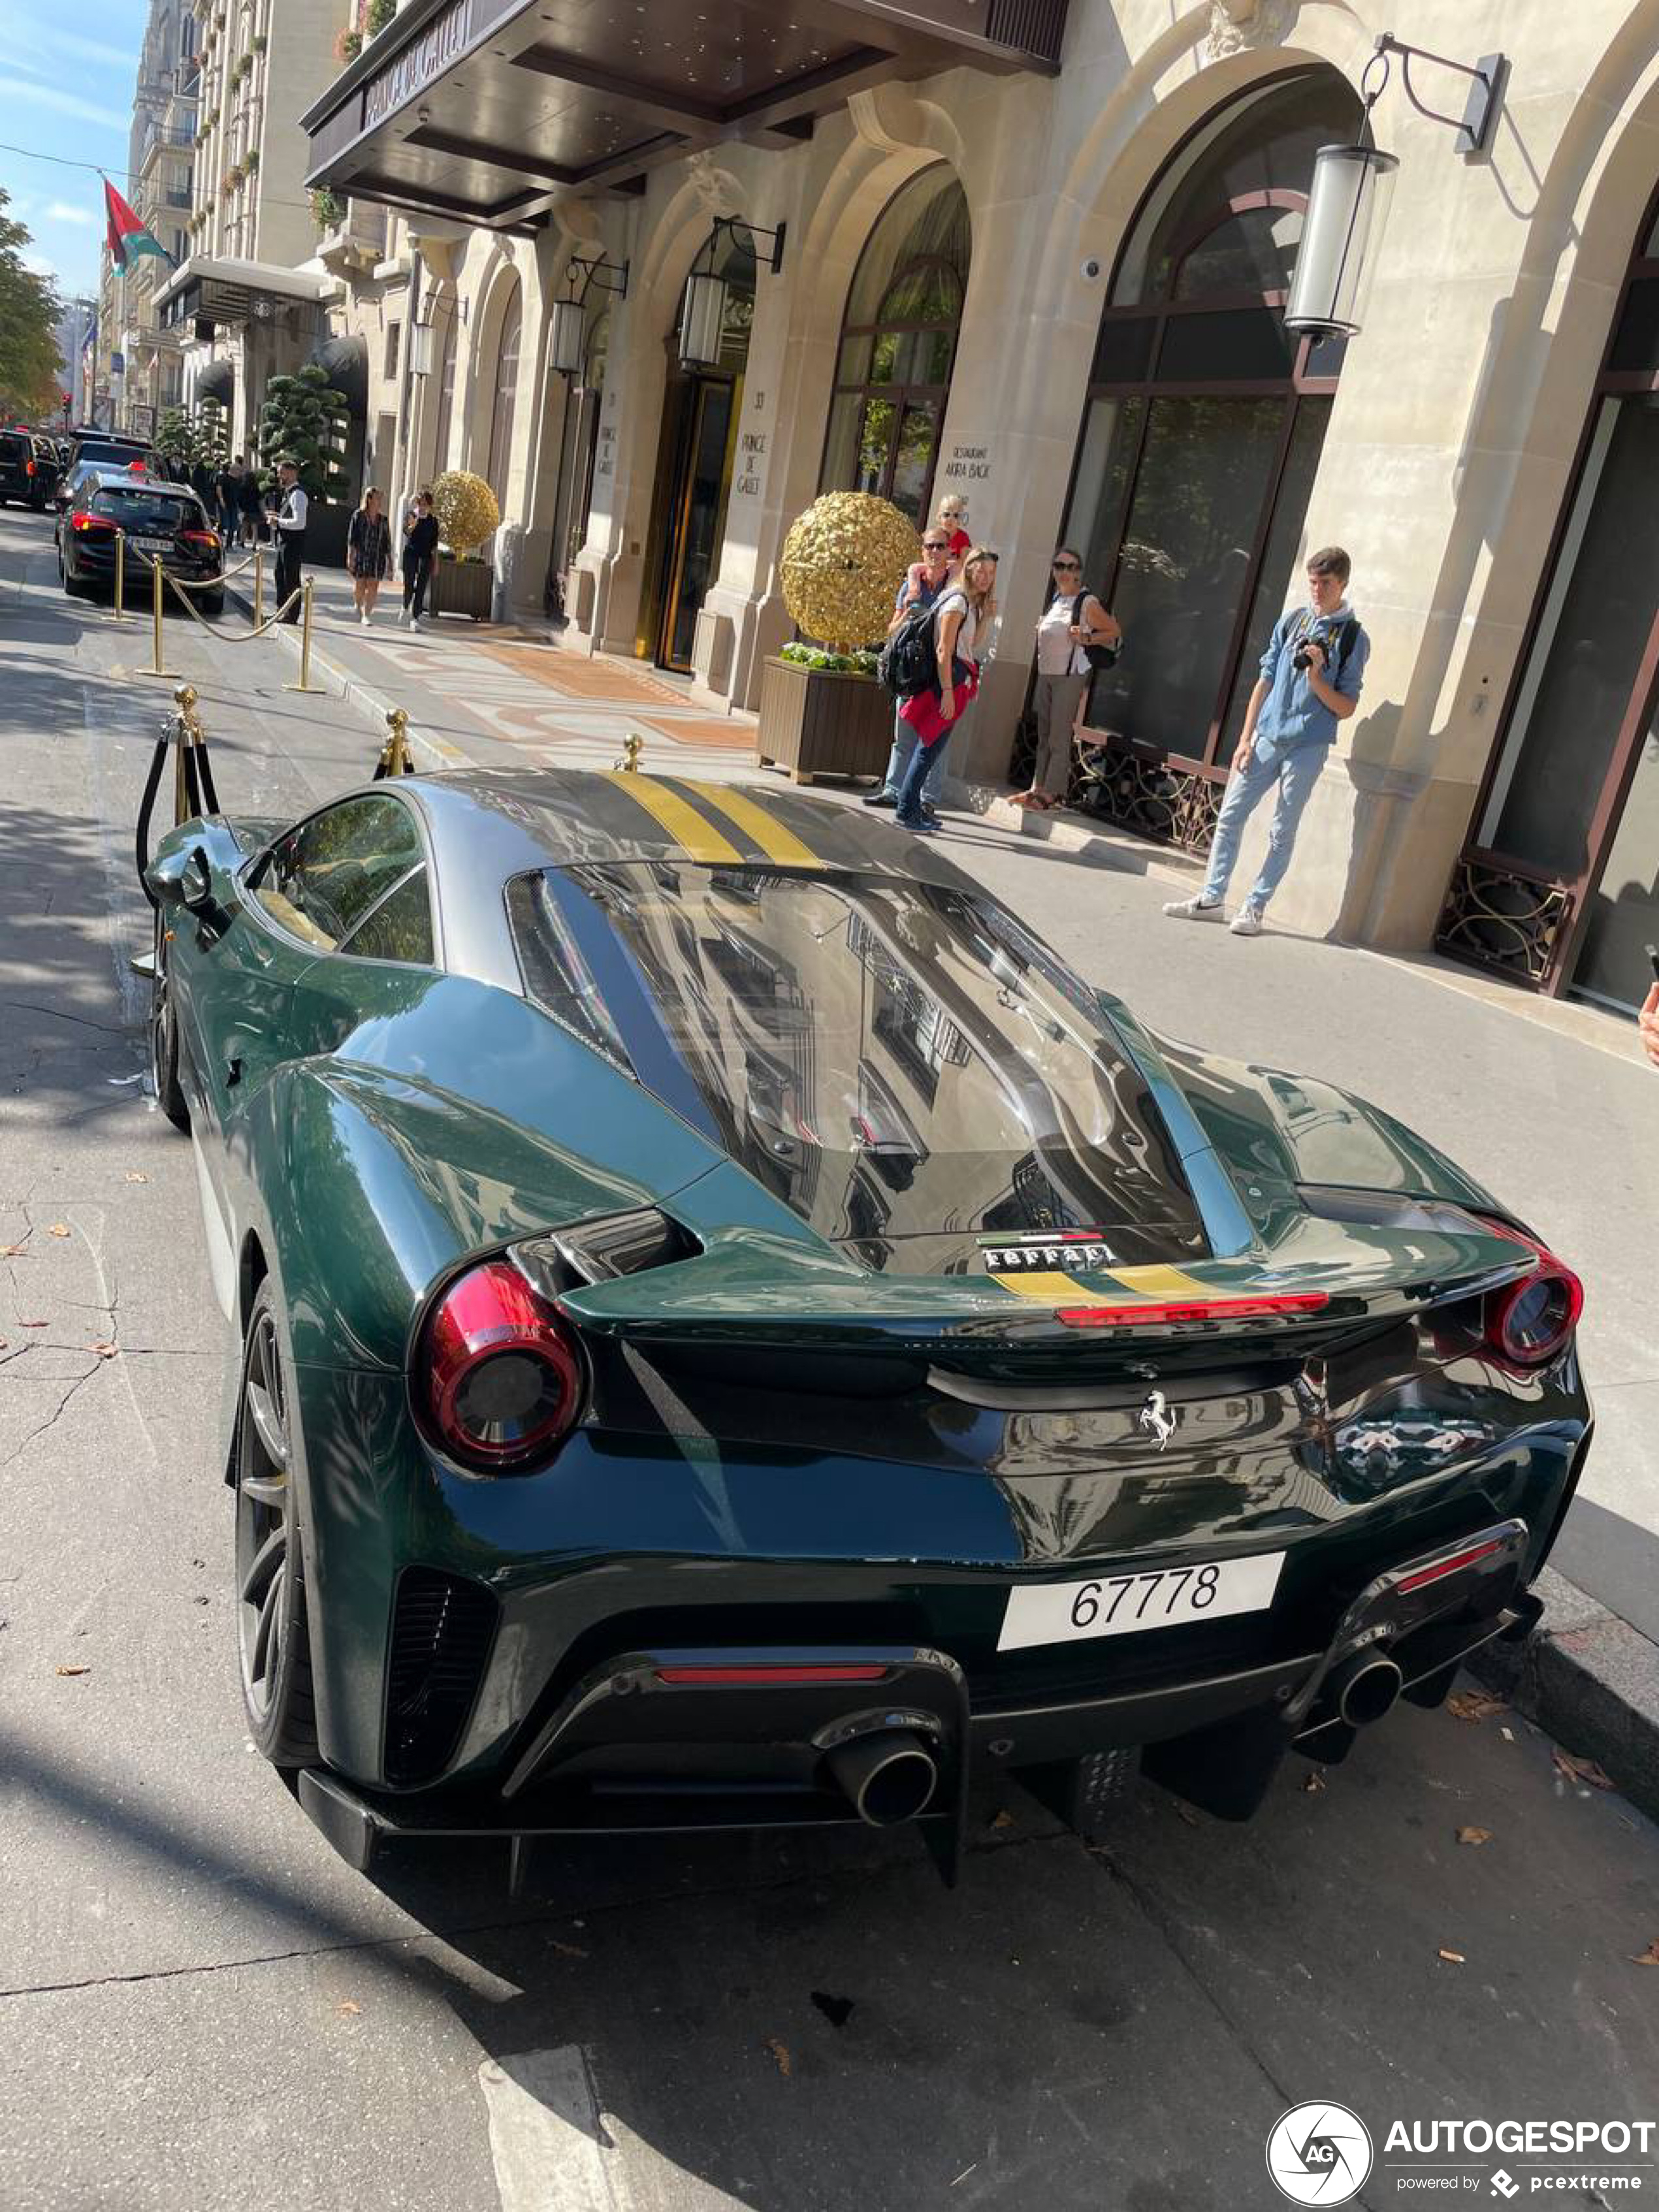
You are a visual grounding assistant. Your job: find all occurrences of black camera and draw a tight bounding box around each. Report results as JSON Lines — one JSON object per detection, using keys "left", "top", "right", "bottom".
{"left": 1292, "top": 644, "right": 1313, "bottom": 670}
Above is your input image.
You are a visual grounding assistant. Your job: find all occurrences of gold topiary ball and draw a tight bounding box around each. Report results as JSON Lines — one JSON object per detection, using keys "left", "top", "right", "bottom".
{"left": 431, "top": 469, "right": 501, "bottom": 558}
{"left": 781, "top": 491, "right": 919, "bottom": 652}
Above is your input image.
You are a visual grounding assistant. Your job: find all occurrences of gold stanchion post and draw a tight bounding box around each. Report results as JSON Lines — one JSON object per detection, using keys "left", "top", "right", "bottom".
{"left": 138, "top": 555, "right": 177, "bottom": 679}
{"left": 619, "top": 732, "right": 645, "bottom": 773}
{"left": 171, "top": 684, "right": 196, "bottom": 825}
{"left": 253, "top": 541, "right": 265, "bottom": 628}
{"left": 387, "top": 706, "right": 412, "bottom": 775}
{"left": 283, "top": 575, "right": 327, "bottom": 694}
{"left": 113, "top": 528, "right": 125, "bottom": 621}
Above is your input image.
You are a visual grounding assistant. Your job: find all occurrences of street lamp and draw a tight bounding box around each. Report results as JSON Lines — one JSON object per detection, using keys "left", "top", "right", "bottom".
{"left": 408, "top": 319, "right": 436, "bottom": 376}
{"left": 1285, "top": 33, "right": 1507, "bottom": 342}
{"left": 677, "top": 216, "right": 784, "bottom": 370}
{"left": 549, "top": 255, "right": 628, "bottom": 378}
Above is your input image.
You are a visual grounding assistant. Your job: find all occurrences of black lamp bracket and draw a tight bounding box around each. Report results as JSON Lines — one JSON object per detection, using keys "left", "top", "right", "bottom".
{"left": 713, "top": 214, "right": 786, "bottom": 274}
{"left": 565, "top": 254, "right": 629, "bottom": 302}
{"left": 1363, "top": 33, "right": 1507, "bottom": 157}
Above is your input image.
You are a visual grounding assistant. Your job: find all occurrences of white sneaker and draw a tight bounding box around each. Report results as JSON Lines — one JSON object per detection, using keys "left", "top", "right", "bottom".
{"left": 1230, "top": 907, "right": 1264, "bottom": 937}
{"left": 1163, "top": 893, "right": 1223, "bottom": 920}
{"left": 410, "top": 617, "right": 421, "bottom": 632}
{"left": 399, "top": 608, "right": 410, "bottom": 628}
{"left": 359, "top": 611, "right": 370, "bottom": 627}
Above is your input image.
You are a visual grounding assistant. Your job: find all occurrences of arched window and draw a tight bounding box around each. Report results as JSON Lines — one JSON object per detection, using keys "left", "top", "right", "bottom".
{"left": 1052, "top": 72, "right": 1363, "bottom": 845}
{"left": 484, "top": 276, "right": 521, "bottom": 505}
{"left": 820, "top": 166, "right": 971, "bottom": 526}
{"left": 1439, "top": 190, "right": 1659, "bottom": 1007}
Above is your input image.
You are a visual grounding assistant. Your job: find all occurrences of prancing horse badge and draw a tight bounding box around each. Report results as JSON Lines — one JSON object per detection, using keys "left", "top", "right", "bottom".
{"left": 1138, "top": 1391, "right": 1177, "bottom": 1451}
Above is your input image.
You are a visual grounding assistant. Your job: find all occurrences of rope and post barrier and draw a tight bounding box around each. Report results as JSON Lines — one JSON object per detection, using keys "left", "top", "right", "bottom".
{"left": 282, "top": 577, "right": 327, "bottom": 694}
{"left": 252, "top": 541, "right": 264, "bottom": 628}
{"left": 137, "top": 556, "right": 178, "bottom": 679}
{"left": 617, "top": 732, "right": 645, "bottom": 773}
{"left": 373, "top": 706, "right": 417, "bottom": 780}
{"left": 112, "top": 528, "right": 125, "bottom": 621}
{"left": 135, "top": 682, "right": 221, "bottom": 908}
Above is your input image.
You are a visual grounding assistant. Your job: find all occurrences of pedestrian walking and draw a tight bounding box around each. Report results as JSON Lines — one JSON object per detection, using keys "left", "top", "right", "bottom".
{"left": 270, "top": 457, "right": 308, "bottom": 625}
{"left": 217, "top": 456, "right": 243, "bottom": 541}
{"left": 238, "top": 463, "right": 266, "bottom": 547}
{"left": 1164, "top": 545, "right": 1369, "bottom": 937}
{"left": 865, "top": 525, "right": 956, "bottom": 819}
{"left": 1020, "top": 547, "right": 1121, "bottom": 810}
{"left": 400, "top": 490, "right": 439, "bottom": 630}
{"left": 894, "top": 546, "right": 999, "bottom": 835}
{"left": 346, "top": 486, "right": 392, "bottom": 627}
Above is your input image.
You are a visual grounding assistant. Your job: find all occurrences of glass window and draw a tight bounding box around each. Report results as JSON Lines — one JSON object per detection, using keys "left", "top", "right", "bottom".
{"left": 1214, "top": 396, "right": 1333, "bottom": 761}
{"left": 1155, "top": 305, "right": 1295, "bottom": 381}
{"left": 509, "top": 862, "right": 1202, "bottom": 1252}
{"left": 91, "top": 487, "right": 204, "bottom": 532}
{"left": 485, "top": 280, "right": 521, "bottom": 502}
{"left": 339, "top": 867, "right": 435, "bottom": 966}
{"left": 1173, "top": 204, "right": 1304, "bottom": 298}
{"left": 253, "top": 795, "right": 423, "bottom": 952}
{"left": 1485, "top": 395, "right": 1659, "bottom": 880}
{"left": 1083, "top": 395, "right": 1284, "bottom": 754}
{"left": 1608, "top": 277, "right": 1659, "bottom": 373}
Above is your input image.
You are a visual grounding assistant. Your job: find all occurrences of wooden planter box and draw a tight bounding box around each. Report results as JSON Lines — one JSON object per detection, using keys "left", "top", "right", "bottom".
{"left": 755, "top": 657, "right": 892, "bottom": 784}
{"left": 428, "top": 554, "right": 494, "bottom": 622}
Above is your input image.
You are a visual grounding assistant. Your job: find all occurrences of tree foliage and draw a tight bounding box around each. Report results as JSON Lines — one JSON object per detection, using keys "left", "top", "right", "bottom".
{"left": 257, "top": 362, "right": 351, "bottom": 502}
{"left": 0, "top": 188, "right": 63, "bottom": 419}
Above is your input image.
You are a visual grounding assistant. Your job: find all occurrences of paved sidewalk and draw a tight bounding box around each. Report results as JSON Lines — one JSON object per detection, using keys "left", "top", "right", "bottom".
{"left": 233, "top": 562, "right": 766, "bottom": 780}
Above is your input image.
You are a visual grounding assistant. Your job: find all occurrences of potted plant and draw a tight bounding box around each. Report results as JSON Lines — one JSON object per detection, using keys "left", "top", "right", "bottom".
{"left": 427, "top": 470, "right": 501, "bottom": 621}
{"left": 256, "top": 362, "right": 353, "bottom": 566}
{"left": 309, "top": 186, "right": 346, "bottom": 232}
{"left": 756, "top": 490, "right": 916, "bottom": 783}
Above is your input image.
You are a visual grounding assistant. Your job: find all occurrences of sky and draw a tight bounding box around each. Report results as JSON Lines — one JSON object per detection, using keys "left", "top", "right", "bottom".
{"left": 0, "top": 0, "right": 150, "bottom": 306}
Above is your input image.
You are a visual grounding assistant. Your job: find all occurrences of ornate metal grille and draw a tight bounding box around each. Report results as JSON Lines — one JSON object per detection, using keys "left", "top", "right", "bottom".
{"left": 1434, "top": 858, "right": 1572, "bottom": 987}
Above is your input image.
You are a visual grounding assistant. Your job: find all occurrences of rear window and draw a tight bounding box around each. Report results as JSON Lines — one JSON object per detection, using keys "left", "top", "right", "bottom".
{"left": 91, "top": 488, "right": 203, "bottom": 532}
{"left": 507, "top": 863, "right": 1197, "bottom": 1247}
{"left": 0, "top": 433, "right": 27, "bottom": 460}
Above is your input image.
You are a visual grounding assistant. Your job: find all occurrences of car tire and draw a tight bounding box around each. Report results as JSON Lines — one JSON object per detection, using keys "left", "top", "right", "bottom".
{"left": 235, "top": 1285, "right": 320, "bottom": 1770}
{"left": 149, "top": 912, "right": 191, "bottom": 1132}
{"left": 199, "top": 592, "right": 224, "bottom": 618}
{"left": 63, "top": 569, "right": 90, "bottom": 599}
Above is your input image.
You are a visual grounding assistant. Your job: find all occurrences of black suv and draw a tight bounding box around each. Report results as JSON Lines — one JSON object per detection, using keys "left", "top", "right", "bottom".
{"left": 59, "top": 470, "right": 225, "bottom": 614}
{"left": 0, "top": 429, "right": 57, "bottom": 510}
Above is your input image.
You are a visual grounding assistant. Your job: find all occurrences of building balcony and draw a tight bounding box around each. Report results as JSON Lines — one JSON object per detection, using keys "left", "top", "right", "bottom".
{"left": 302, "top": 0, "right": 1069, "bottom": 229}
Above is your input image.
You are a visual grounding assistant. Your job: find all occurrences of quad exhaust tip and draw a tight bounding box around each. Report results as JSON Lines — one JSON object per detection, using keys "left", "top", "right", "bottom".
{"left": 824, "top": 1729, "right": 939, "bottom": 1827}
{"left": 1330, "top": 1652, "right": 1404, "bottom": 1729}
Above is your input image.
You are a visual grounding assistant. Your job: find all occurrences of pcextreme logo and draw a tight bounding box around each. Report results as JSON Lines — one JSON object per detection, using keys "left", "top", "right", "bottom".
{"left": 1266, "top": 2104, "right": 1374, "bottom": 2204}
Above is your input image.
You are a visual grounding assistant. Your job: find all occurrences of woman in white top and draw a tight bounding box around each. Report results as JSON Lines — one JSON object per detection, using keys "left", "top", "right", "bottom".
{"left": 1022, "top": 547, "right": 1121, "bottom": 810}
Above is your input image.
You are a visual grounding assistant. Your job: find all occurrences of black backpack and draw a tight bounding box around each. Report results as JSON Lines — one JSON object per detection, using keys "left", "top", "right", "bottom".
{"left": 877, "top": 597, "right": 939, "bottom": 699}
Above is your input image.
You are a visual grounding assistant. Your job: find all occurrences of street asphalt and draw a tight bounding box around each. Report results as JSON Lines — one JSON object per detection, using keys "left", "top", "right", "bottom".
{"left": 3, "top": 507, "right": 1657, "bottom": 2211}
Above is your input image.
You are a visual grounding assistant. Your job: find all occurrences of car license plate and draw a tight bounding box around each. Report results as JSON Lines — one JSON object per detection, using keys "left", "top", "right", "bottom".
{"left": 997, "top": 1552, "right": 1285, "bottom": 1651}
{"left": 134, "top": 536, "right": 172, "bottom": 553}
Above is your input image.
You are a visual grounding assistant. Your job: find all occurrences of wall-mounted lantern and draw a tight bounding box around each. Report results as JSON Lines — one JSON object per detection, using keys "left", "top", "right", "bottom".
{"left": 677, "top": 216, "right": 784, "bottom": 370}
{"left": 1285, "top": 34, "right": 1507, "bottom": 342}
{"left": 551, "top": 255, "right": 628, "bottom": 377}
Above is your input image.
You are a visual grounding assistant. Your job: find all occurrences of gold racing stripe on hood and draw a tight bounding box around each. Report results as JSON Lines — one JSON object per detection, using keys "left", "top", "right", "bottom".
{"left": 1101, "top": 1263, "right": 1214, "bottom": 1300}
{"left": 603, "top": 773, "right": 743, "bottom": 863}
{"left": 674, "top": 780, "right": 826, "bottom": 869}
{"left": 991, "top": 1270, "right": 1100, "bottom": 1304}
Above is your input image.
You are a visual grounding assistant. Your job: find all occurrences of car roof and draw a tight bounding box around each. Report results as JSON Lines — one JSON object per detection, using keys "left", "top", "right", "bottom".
{"left": 409, "top": 765, "right": 982, "bottom": 889}
{"left": 82, "top": 468, "right": 199, "bottom": 496}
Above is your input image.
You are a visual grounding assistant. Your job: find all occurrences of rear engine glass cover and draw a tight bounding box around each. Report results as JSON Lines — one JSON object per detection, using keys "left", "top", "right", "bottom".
{"left": 510, "top": 863, "right": 1205, "bottom": 1261}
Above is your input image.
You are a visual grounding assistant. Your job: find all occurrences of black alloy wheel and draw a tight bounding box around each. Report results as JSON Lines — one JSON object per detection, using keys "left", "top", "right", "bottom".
{"left": 235, "top": 1286, "right": 319, "bottom": 1767}
{"left": 149, "top": 912, "right": 190, "bottom": 1131}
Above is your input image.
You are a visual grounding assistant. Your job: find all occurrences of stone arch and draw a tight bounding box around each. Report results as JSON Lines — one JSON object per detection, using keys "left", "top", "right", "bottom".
{"left": 460, "top": 242, "right": 521, "bottom": 480}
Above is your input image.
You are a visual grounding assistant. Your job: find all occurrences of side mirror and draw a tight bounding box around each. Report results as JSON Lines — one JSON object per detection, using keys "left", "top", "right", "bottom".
{"left": 180, "top": 844, "right": 217, "bottom": 916}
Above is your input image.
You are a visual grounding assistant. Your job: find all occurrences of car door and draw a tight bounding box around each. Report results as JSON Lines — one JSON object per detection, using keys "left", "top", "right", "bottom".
{"left": 189, "top": 792, "right": 430, "bottom": 1141}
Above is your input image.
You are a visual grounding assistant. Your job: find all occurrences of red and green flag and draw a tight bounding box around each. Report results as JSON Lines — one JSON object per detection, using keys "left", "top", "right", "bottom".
{"left": 103, "top": 178, "right": 172, "bottom": 270}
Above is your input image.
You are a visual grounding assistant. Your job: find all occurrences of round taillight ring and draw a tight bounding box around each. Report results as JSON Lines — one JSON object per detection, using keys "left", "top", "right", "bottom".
{"left": 1487, "top": 1258, "right": 1583, "bottom": 1368}
{"left": 421, "top": 1259, "right": 584, "bottom": 1471}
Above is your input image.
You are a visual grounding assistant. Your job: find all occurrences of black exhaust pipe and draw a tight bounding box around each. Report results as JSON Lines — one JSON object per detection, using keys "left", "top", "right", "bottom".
{"left": 824, "top": 1730, "right": 939, "bottom": 1827}
{"left": 1328, "top": 1652, "right": 1403, "bottom": 1728}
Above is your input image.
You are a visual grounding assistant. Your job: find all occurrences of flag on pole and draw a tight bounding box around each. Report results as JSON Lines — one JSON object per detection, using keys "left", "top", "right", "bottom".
{"left": 103, "top": 178, "right": 172, "bottom": 270}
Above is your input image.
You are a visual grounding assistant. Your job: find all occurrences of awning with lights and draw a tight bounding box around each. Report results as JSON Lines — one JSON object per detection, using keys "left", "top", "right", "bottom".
{"left": 302, "top": 0, "right": 1067, "bottom": 231}
{"left": 156, "top": 257, "right": 334, "bottom": 336}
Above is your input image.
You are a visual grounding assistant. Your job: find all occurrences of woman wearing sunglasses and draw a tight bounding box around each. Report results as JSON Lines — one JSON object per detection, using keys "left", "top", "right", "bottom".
{"left": 1020, "top": 548, "right": 1121, "bottom": 810}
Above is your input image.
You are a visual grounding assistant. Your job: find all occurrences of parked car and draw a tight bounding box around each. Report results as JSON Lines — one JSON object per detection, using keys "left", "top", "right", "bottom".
{"left": 59, "top": 470, "right": 224, "bottom": 613}
{"left": 144, "top": 769, "right": 1590, "bottom": 1884}
{"left": 64, "top": 430, "right": 157, "bottom": 477}
{"left": 0, "top": 428, "right": 56, "bottom": 509}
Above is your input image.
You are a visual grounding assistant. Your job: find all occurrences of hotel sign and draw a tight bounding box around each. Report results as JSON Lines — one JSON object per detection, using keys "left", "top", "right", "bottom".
{"left": 364, "top": 0, "right": 474, "bottom": 129}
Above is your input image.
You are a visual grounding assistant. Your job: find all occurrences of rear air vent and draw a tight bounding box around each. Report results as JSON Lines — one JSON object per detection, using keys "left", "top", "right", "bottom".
{"left": 383, "top": 1567, "right": 498, "bottom": 1785}
{"left": 513, "top": 1208, "right": 700, "bottom": 1292}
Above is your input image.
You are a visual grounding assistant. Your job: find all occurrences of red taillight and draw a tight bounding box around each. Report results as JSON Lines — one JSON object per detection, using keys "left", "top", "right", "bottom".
{"left": 1056, "top": 1292, "right": 1330, "bottom": 1328}
{"left": 654, "top": 1665, "right": 892, "bottom": 1685}
{"left": 420, "top": 1259, "right": 583, "bottom": 1471}
{"left": 183, "top": 528, "right": 220, "bottom": 549}
{"left": 69, "top": 512, "right": 116, "bottom": 534}
{"left": 25, "top": 458, "right": 35, "bottom": 476}
{"left": 1394, "top": 1537, "right": 1508, "bottom": 1595}
{"left": 1479, "top": 1221, "right": 1583, "bottom": 1368}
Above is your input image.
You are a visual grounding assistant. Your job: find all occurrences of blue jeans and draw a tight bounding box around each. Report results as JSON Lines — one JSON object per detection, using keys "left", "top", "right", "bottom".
{"left": 880, "top": 713, "right": 950, "bottom": 806}
{"left": 895, "top": 729, "right": 955, "bottom": 825}
{"left": 1203, "top": 741, "right": 1329, "bottom": 910}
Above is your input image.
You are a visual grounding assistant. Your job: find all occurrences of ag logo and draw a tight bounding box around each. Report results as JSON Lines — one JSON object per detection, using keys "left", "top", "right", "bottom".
{"left": 1265, "top": 2103, "right": 1373, "bottom": 2204}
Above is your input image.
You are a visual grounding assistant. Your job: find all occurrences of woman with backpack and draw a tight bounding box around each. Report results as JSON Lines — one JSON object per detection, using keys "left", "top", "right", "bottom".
{"left": 1019, "top": 547, "right": 1122, "bottom": 810}
{"left": 893, "top": 546, "right": 999, "bottom": 835}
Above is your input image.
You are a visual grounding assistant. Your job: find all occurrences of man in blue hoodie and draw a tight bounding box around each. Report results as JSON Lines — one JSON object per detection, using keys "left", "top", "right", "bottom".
{"left": 1165, "top": 546, "right": 1370, "bottom": 936}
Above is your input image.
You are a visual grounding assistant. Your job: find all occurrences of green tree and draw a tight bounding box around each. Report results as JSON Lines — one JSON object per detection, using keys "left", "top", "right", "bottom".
{"left": 0, "top": 187, "right": 63, "bottom": 419}
{"left": 257, "top": 363, "right": 351, "bottom": 502}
